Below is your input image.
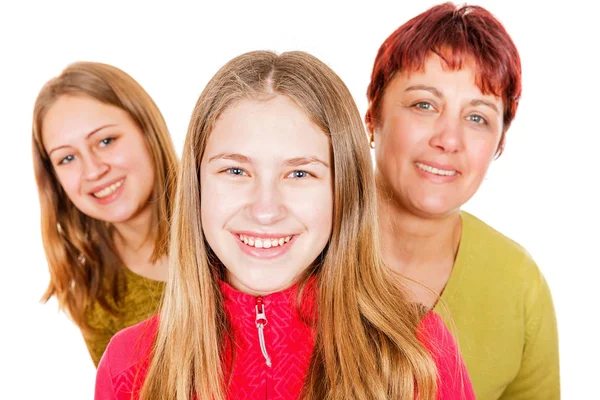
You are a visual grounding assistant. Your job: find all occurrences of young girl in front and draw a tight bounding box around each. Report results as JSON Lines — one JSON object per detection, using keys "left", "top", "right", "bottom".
{"left": 96, "top": 50, "right": 474, "bottom": 399}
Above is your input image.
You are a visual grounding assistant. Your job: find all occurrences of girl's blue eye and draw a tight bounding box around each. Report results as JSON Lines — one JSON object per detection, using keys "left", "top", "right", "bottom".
{"left": 59, "top": 155, "right": 75, "bottom": 165}
{"left": 290, "top": 170, "right": 309, "bottom": 179}
{"left": 100, "top": 138, "right": 114, "bottom": 146}
{"left": 227, "top": 168, "right": 245, "bottom": 176}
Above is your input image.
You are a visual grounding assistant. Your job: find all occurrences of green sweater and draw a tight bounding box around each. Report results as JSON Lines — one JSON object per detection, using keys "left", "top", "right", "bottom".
{"left": 83, "top": 267, "right": 164, "bottom": 366}
{"left": 434, "top": 211, "right": 560, "bottom": 399}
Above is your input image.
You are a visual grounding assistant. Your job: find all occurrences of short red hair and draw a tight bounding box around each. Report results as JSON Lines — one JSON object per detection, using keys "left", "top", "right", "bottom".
{"left": 366, "top": 2, "right": 522, "bottom": 154}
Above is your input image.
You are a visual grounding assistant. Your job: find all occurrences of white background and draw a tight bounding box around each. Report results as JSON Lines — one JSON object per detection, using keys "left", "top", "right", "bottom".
{"left": 1, "top": 0, "right": 597, "bottom": 398}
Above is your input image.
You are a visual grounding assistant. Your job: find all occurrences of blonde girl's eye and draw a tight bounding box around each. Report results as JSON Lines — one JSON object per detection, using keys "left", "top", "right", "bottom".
{"left": 226, "top": 167, "right": 247, "bottom": 176}
{"left": 287, "top": 170, "right": 311, "bottom": 179}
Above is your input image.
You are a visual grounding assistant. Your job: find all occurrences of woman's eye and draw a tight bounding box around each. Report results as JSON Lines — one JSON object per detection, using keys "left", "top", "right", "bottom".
{"left": 226, "top": 167, "right": 246, "bottom": 176}
{"left": 467, "top": 114, "right": 487, "bottom": 125}
{"left": 414, "top": 102, "right": 434, "bottom": 111}
{"left": 58, "top": 155, "right": 75, "bottom": 165}
{"left": 288, "top": 170, "right": 310, "bottom": 179}
{"left": 99, "top": 137, "right": 115, "bottom": 146}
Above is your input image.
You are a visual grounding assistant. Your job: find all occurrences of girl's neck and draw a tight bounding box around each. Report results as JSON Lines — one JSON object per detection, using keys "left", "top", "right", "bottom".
{"left": 112, "top": 206, "right": 168, "bottom": 282}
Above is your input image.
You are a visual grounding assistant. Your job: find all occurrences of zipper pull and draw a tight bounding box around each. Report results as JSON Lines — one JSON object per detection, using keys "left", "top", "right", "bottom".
{"left": 255, "top": 296, "right": 272, "bottom": 367}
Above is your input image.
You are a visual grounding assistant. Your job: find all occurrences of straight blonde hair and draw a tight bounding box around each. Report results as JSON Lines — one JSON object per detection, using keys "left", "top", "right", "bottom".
{"left": 142, "top": 51, "right": 437, "bottom": 399}
{"left": 32, "top": 62, "right": 178, "bottom": 331}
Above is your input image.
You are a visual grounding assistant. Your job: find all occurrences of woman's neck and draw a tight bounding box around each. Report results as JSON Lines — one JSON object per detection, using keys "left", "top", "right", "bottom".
{"left": 377, "top": 193, "right": 462, "bottom": 307}
{"left": 379, "top": 200, "right": 461, "bottom": 264}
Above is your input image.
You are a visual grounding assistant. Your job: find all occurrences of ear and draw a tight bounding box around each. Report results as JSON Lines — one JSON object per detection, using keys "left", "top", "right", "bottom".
{"left": 365, "top": 114, "right": 379, "bottom": 150}
{"left": 365, "top": 106, "right": 377, "bottom": 142}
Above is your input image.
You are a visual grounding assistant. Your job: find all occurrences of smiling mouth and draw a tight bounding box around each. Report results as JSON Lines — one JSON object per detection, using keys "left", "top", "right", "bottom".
{"left": 238, "top": 234, "right": 293, "bottom": 249}
{"left": 92, "top": 179, "right": 125, "bottom": 198}
{"left": 415, "top": 162, "right": 457, "bottom": 176}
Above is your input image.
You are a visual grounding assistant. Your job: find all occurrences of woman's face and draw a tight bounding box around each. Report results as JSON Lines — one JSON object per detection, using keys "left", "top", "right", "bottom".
{"left": 42, "top": 95, "right": 156, "bottom": 225}
{"left": 200, "top": 95, "right": 333, "bottom": 295}
{"left": 373, "top": 53, "right": 504, "bottom": 217}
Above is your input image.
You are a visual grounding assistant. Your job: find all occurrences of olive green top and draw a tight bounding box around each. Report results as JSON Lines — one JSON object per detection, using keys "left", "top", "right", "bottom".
{"left": 83, "top": 267, "right": 164, "bottom": 366}
{"left": 434, "top": 211, "right": 559, "bottom": 400}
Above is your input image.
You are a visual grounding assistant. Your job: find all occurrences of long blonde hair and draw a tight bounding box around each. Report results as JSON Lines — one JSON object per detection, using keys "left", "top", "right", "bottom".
{"left": 142, "top": 51, "right": 437, "bottom": 399}
{"left": 32, "top": 62, "right": 178, "bottom": 331}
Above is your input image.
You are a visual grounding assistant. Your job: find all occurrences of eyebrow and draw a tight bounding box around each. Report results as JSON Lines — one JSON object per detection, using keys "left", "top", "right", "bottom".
{"left": 207, "top": 153, "right": 330, "bottom": 168}
{"left": 405, "top": 85, "right": 443, "bottom": 98}
{"left": 207, "top": 153, "right": 252, "bottom": 164}
{"left": 285, "top": 156, "right": 330, "bottom": 168}
{"left": 405, "top": 85, "right": 500, "bottom": 114}
{"left": 48, "top": 124, "right": 117, "bottom": 156}
{"left": 470, "top": 99, "right": 500, "bottom": 114}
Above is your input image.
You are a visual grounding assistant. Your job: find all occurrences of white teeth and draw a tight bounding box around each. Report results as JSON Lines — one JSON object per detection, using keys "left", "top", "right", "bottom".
{"left": 415, "top": 162, "right": 457, "bottom": 176}
{"left": 237, "top": 234, "right": 293, "bottom": 249}
{"left": 93, "top": 179, "right": 124, "bottom": 198}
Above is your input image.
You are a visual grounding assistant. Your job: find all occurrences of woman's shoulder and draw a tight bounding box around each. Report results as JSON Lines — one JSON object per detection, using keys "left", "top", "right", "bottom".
{"left": 460, "top": 211, "right": 541, "bottom": 277}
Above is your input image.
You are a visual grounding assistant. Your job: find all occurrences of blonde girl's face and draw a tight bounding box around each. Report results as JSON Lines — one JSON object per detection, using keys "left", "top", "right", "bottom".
{"left": 200, "top": 95, "right": 333, "bottom": 295}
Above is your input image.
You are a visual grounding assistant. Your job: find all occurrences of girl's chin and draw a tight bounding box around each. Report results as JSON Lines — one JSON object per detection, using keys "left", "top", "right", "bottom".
{"left": 226, "top": 273, "right": 297, "bottom": 296}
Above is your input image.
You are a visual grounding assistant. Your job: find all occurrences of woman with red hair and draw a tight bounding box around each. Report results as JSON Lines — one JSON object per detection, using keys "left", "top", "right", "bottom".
{"left": 366, "top": 3, "right": 559, "bottom": 399}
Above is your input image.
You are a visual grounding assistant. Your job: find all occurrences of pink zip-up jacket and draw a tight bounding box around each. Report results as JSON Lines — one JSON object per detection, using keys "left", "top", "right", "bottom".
{"left": 95, "top": 281, "right": 475, "bottom": 399}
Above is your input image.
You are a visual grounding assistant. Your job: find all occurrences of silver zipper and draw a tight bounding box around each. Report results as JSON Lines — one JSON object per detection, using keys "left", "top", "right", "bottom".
{"left": 255, "top": 296, "right": 272, "bottom": 367}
